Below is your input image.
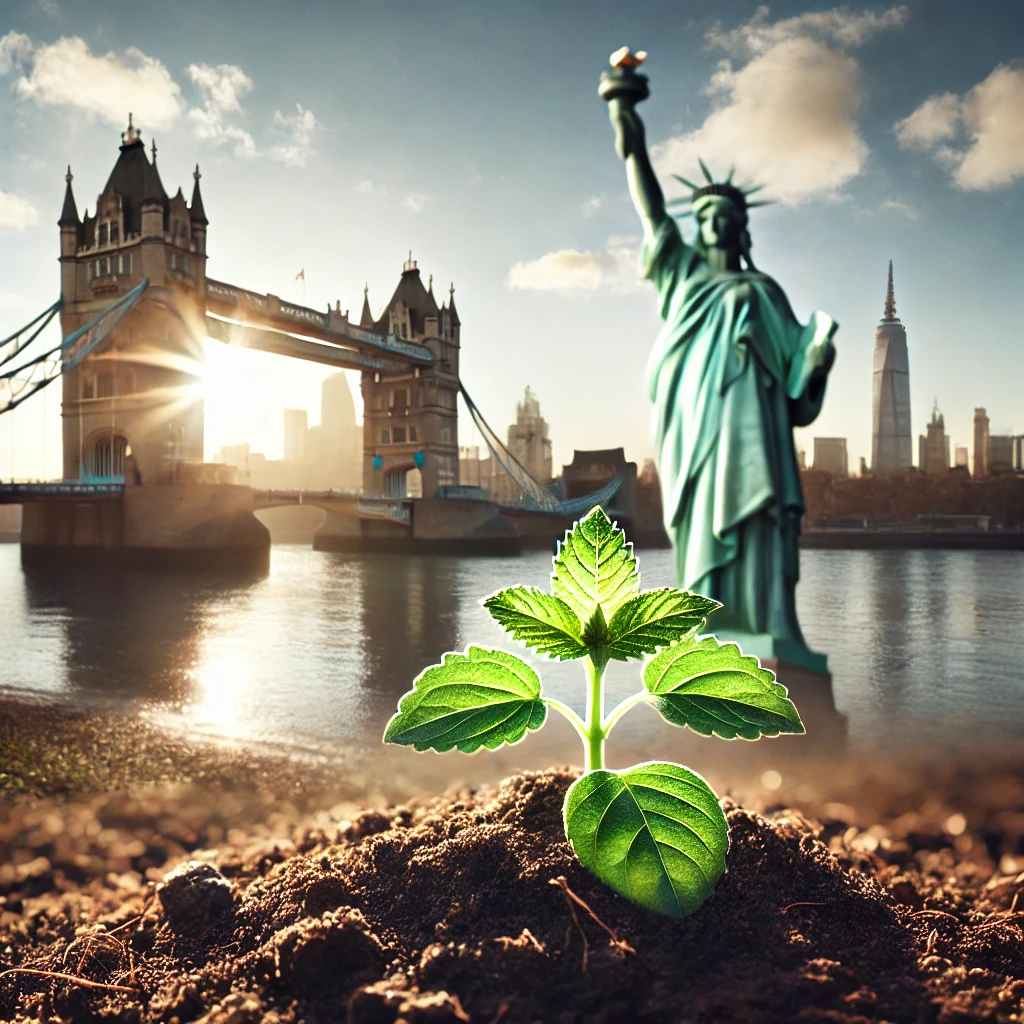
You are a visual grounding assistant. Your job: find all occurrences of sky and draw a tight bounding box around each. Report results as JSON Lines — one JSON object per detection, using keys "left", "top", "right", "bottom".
{"left": 0, "top": 0, "right": 1022, "bottom": 479}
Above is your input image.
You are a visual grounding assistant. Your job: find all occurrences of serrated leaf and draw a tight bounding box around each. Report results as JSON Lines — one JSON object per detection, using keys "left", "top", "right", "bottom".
{"left": 604, "top": 589, "right": 721, "bottom": 661}
{"left": 483, "top": 586, "right": 588, "bottom": 660}
{"left": 644, "top": 637, "right": 804, "bottom": 740}
{"left": 564, "top": 761, "right": 729, "bottom": 918}
{"left": 551, "top": 507, "right": 639, "bottom": 622}
{"left": 383, "top": 646, "right": 547, "bottom": 753}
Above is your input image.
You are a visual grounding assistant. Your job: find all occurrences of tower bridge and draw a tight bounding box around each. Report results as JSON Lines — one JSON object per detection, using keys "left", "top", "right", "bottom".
{"left": 0, "top": 119, "right": 623, "bottom": 562}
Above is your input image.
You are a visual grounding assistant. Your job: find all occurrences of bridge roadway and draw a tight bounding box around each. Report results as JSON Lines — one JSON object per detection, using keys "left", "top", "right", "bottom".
{"left": 0, "top": 481, "right": 413, "bottom": 524}
{"left": 204, "top": 279, "right": 434, "bottom": 374}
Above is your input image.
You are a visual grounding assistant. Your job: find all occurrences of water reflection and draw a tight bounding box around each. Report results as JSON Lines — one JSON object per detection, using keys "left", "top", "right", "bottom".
{"left": 1, "top": 545, "right": 1022, "bottom": 761}
{"left": 18, "top": 559, "right": 267, "bottom": 706}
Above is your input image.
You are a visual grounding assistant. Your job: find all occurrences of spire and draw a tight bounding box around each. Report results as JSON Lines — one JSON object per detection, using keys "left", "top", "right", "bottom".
{"left": 882, "top": 259, "right": 900, "bottom": 323}
{"left": 189, "top": 164, "right": 208, "bottom": 225}
{"left": 120, "top": 112, "right": 141, "bottom": 149}
{"left": 448, "top": 282, "right": 460, "bottom": 326}
{"left": 359, "top": 283, "right": 374, "bottom": 327}
{"left": 150, "top": 138, "right": 157, "bottom": 164}
{"left": 59, "top": 165, "right": 80, "bottom": 227}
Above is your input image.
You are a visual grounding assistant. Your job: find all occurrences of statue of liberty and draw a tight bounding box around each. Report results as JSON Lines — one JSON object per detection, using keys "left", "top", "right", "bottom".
{"left": 600, "top": 49, "right": 837, "bottom": 670}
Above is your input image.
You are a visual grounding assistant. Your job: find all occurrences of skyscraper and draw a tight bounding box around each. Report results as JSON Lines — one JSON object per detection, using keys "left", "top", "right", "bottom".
{"left": 973, "top": 408, "right": 990, "bottom": 478}
{"left": 918, "top": 402, "right": 950, "bottom": 476}
{"left": 812, "top": 437, "right": 848, "bottom": 477}
{"left": 283, "top": 409, "right": 308, "bottom": 463}
{"left": 871, "top": 261, "right": 912, "bottom": 476}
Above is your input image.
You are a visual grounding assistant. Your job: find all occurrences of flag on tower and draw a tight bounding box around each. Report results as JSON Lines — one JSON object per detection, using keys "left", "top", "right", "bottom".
{"left": 295, "top": 268, "right": 305, "bottom": 281}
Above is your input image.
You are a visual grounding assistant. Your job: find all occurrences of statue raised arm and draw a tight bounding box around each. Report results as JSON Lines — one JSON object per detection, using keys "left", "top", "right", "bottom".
{"left": 599, "top": 49, "right": 838, "bottom": 674}
{"left": 600, "top": 51, "right": 667, "bottom": 244}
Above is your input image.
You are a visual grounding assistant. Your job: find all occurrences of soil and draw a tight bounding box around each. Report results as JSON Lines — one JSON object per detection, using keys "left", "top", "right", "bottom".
{"left": 2, "top": 762, "right": 1024, "bottom": 1024}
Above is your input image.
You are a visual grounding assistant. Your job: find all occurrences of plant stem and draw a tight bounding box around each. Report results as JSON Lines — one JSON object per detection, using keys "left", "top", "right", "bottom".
{"left": 544, "top": 698, "right": 588, "bottom": 741}
{"left": 584, "top": 656, "right": 607, "bottom": 772}
{"left": 602, "top": 691, "right": 650, "bottom": 736}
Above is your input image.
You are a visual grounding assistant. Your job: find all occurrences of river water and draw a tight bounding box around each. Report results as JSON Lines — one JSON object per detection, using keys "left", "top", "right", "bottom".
{"left": 1, "top": 543, "right": 1022, "bottom": 780}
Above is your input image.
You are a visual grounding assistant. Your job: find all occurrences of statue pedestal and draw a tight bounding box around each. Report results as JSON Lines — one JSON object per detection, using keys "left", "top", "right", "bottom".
{"left": 715, "top": 632, "right": 846, "bottom": 754}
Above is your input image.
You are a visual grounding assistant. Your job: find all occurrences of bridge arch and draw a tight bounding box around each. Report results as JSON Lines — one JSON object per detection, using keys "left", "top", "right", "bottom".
{"left": 81, "top": 426, "right": 130, "bottom": 480}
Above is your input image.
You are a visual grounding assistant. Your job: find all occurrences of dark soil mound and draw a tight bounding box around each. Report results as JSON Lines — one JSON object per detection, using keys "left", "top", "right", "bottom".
{"left": 2, "top": 769, "right": 1023, "bottom": 1023}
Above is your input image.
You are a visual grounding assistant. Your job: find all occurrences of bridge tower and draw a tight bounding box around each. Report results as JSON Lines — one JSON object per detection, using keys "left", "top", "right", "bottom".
{"left": 359, "top": 257, "right": 460, "bottom": 498}
{"left": 58, "top": 116, "right": 208, "bottom": 483}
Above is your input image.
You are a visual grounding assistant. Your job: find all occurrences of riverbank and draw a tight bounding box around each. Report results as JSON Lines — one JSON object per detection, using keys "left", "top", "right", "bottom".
{"left": 1, "top": 691, "right": 1023, "bottom": 1021}
{"left": 802, "top": 528, "right": 1024, "bottom": 550}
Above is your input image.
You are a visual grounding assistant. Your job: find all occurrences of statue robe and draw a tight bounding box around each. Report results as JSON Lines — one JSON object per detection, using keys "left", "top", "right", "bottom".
{"left": 643, "top": 218, "right": 836, "bottom": 644}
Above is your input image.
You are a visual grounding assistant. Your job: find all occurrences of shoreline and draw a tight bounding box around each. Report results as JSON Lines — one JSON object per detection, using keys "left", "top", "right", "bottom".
{"left": 0, "top": 689, "right": 406, "bottom": 809}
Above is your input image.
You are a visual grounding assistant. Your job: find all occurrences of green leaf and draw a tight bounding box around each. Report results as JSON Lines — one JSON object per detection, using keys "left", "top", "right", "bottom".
{"left": 383, "top": 646, "right": 547, "bottom": 753}
{"left": 564, "top": 761, "right": 729, "bottom": 918}
{"left": 483, "top": 586, "right": 588, "bottom": 660}
{"left": 580, "top": 603, "right": 609, "bottom": 650}
{"left": 643, "top": 637, "right": 804, "bottom": 740}
{"left": 604, "top": 589, "right": 721, "bottom": 661}
{"left": 551, "top": 507, "right": 639, "bottom": 622}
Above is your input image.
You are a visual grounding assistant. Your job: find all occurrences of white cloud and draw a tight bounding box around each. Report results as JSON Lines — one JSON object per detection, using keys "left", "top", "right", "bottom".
{"left": 648, "top": 6, "right": 907, "bottom": 206}
{"left": 467, "top": 173, "right": 483, "bottom": 187}
{"left": 893, "top": 92, "right": 960, "bottom": 149}
{"left": 708, "top": 4, "right": 909, "bottom": 56}
{"left": 9, "top": 36, "right": 182, "bottom": 130}
{"left": 0, "top": 190, "right": 39, "bottom": 231}
{"left": 896, "top": 65, "right": 1024, "bottom": 190}
{"left": 269, "top": 103, "right": 318, "bottom": 167}
{"left": 187, "top": 63, "right": 256, "bottom": 157}
{"left": 653, "top": 35, "right": 868, "bottom": 205}
{"left": 878, "top": 198, "right": 918, "bottom": 219}
{"left": 357, "top": 180, "right": 376, "bottom": 194}
{"left": 35, "top": 0, "right": 60, "bottom": 17}
{"left": 403, "top": 194, "right": 426, "bottom": 213}
{"left": 506, "top": 238, "right": 646, "bottom": 294}
{"left": 0, "top": 32, "right": 32, "bottom": 75}
{"left": 582, "top": 194, "right": 606, "bottom": 217}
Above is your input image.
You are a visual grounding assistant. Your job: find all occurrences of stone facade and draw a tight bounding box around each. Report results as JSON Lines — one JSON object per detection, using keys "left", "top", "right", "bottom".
{"left": 358, "top": 260, "right": 460, "bottom": 499}
{"left": 507, "top": 387, "right": 553, "bottom": 485}
{"left": 58, "top": 119, "right": 208, "bottom": 485}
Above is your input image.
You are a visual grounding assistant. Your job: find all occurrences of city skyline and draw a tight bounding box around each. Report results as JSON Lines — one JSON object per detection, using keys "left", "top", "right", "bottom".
{"left": 1, "top": 1, "right": 1022, "bottom": 480}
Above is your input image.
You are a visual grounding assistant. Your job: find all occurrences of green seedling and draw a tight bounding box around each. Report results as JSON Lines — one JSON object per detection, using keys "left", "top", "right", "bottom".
{"left": 384, "top": 507, "right": 804, "bottom": 918}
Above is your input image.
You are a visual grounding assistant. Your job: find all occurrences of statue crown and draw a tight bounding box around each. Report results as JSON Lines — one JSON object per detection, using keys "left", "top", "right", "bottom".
{"left": 667, "top": 159, "right": 774, "bottom": 218}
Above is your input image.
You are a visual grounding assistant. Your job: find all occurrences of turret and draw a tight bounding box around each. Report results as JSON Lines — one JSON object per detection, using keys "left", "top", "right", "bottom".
{"left": 58, "top": 167, "right": 80, "bottom": 298}
{"left": 359, "top": 284, "right": 374, "bottom": 327}
{"left": 448, "top": 283, "right": 461, "bottom": 345}
{"left": 189, "top": 164, "right": 208, "bottom": 254}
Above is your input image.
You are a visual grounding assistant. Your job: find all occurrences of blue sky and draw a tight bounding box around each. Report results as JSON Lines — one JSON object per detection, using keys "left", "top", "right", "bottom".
{"left": 1, "top": 0, "right": 1022, "bottom": 478}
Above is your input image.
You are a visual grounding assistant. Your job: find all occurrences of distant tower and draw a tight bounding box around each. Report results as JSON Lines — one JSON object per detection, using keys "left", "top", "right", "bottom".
{"left": 283, "top": 409, "right": 308, "bottom": 463}
{"left": 871, "top": 261, "right": 912, "bottom": 476}
{"left": 507, "top": 386, "right": 553, "bottom": 484}
{"left": 319, "top": 372, "right": 359, "bottom": 489}
{"left": 973, "top": 408, "right": 990, "bottom": 478}
{"left": 918, "top": 401, "right": 950, "bottom": 476}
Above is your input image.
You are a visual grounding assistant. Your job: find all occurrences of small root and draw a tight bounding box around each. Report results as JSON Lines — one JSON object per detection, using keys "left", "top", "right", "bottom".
{"left": 781, "top": 901, "right": 831, "bottom": 913}
{"left": 549, "top": 876, "right": 636, "bottom": 961}
{"left": 0, "top": 966, "right": 136, "bottom": 995}
{"left": 925, "top": 929, "right": 938, "bottom": 956}
{"left": 549, "top": 877, "right": 589, "bottom": 971}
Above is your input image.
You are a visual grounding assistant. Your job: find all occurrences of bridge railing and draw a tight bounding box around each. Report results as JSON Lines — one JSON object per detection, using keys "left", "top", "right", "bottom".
{"left": 205, "top": 279, "right": 433, "bottom": 365}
